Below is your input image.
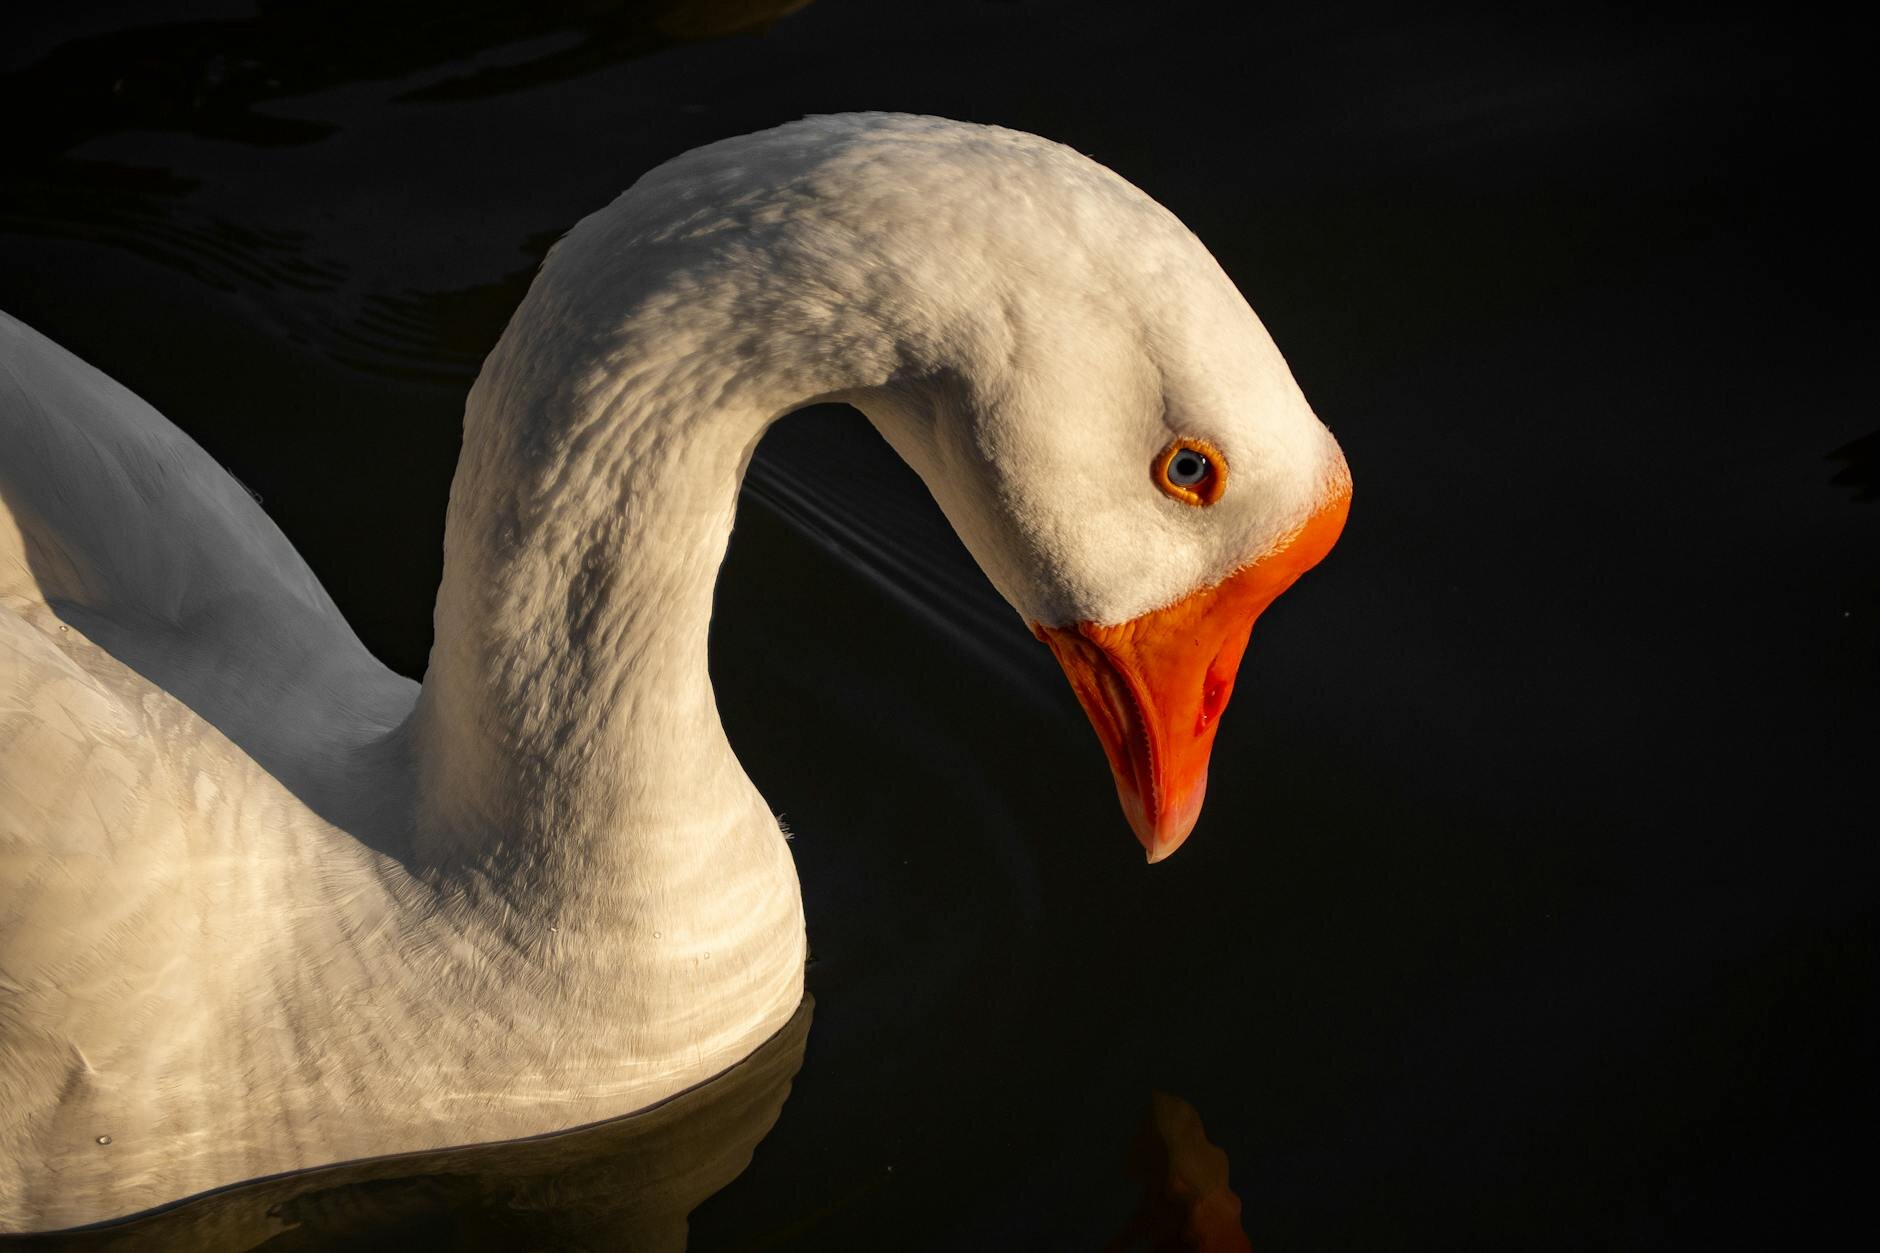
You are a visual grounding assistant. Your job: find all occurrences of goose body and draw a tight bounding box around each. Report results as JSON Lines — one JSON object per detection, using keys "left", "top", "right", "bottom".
{"left": 0, "top": 308, "right": 805, "bottom": 1231}
{"left": 0, "top": 113, "right": 1348, "bottom": 1231}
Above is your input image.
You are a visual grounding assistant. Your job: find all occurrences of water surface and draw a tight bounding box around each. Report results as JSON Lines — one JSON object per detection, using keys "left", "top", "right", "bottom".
{"left": 1, "top": 1, "right": 1869, "bottom": 1248}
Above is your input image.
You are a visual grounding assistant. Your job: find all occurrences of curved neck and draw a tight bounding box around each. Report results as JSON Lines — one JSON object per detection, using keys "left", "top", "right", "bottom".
{"left": 405, "top": 203, "right": 933, "bottom": 895}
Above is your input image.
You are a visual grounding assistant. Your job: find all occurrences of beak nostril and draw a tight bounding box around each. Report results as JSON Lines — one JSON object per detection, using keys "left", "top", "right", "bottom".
{"left": 1196, "top": 632, "right": 1239, "bottom": 733}
{"left": 1197, "top": 677, "right": 1229, "bottom": 732}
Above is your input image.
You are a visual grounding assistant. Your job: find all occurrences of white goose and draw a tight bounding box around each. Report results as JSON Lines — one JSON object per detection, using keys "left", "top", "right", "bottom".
{"left": 0, "top": 113, "right": 1348, "bottom": 1232}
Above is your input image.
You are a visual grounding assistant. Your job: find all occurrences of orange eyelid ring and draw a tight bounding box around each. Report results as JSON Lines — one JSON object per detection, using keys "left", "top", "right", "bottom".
{"left": 1152, "top": 438, "right": 1228, "bottom": 506}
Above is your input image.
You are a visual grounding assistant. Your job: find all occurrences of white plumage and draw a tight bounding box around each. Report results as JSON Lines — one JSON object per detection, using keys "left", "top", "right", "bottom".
{"left": 0, "top": 113, "right": 1344, "bottom": 1231}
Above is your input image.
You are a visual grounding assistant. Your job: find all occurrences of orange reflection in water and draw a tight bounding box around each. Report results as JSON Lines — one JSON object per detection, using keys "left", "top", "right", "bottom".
{"left": 1107, "top": 1091, "right": 1253, "bottom": 1253}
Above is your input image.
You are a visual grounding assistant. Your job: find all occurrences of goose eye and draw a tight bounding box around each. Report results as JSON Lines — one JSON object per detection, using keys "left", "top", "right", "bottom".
{"left": 1168, "top": 451, "right": 1208, "bottom": 485}
{"left": 1152, "top": 439, "right": 1227, "bottom": 506}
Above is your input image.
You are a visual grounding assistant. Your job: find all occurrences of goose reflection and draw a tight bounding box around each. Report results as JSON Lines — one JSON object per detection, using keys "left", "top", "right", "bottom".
{"left": 19, "top": 1000, "right": 811, "bottom": 1252}
{"left": 1110, "top": 1091, "right": 1253, "bottom": 1253}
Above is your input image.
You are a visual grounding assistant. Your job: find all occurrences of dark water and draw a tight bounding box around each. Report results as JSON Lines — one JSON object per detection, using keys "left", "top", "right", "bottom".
{"left": 1, "top": 2, "right": 1871, "bottom": 1248}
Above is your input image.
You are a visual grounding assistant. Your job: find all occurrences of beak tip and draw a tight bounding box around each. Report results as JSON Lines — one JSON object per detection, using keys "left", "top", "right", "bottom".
{"left": 1141, "top": 829, "right": 1191, "bottom": 864}
{"left": 1135, "top": 809, "right": 1198, "bottom": 864}
{"left": 1131, "top": 776, "right": 1205, "bottom": 864}
{"left": 1123, "top": 781, "right": 1204, "bottom": 863}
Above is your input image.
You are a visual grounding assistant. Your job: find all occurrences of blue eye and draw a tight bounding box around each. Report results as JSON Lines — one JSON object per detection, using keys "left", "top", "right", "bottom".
{"left": 1167, "top": 449, "right": 1209, "bottom": 486}
{"left": 1155, "top": 440, "right": 1227, "bottom": 505}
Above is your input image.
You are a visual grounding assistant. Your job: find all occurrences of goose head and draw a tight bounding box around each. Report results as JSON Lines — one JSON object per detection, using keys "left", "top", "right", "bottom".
{"left": 892, "top": 310, "right": 1350, "bottom": 864}
{"left": 800, "top": 123, "right": 1353, "bottom": 862}
{"left": 446, "top": 115, "right": 1348, "bottom": 867}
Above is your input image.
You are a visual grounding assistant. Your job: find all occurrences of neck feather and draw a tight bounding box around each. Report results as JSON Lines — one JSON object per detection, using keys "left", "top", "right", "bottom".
{"left": 404, "top": 190, "right": 932, "bottom": 911}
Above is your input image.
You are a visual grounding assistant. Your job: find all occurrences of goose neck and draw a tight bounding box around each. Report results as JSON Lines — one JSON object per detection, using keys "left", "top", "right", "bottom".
{"left": 404, "top": 206, "right": 931, "bottom": 900}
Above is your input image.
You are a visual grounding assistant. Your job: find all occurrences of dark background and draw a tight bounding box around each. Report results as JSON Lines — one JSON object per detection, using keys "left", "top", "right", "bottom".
{"left": 1, "top": 1, "right": 1871, "bottom": 1248}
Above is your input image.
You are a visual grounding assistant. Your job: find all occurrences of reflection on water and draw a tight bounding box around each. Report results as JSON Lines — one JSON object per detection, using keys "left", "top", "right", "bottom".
{"left": 16, "top": 1003, "right": 1257, "bottom": 1250}
{"left": 21, "top": 1002, "right": 813, "bottom": 1252}
{"left": 1109, "top": 1094, "right": 1252, "bottom": 1253}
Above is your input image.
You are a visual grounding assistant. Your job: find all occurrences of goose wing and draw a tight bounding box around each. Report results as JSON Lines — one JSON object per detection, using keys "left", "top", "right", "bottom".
{"left": 0, "top": 313, "right": 417, "bottom": 1208}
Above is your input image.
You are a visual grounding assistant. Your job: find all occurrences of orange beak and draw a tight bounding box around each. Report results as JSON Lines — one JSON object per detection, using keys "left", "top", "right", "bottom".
{"left": 1033, "top": 484, "right": 1350, "bottom": 861}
